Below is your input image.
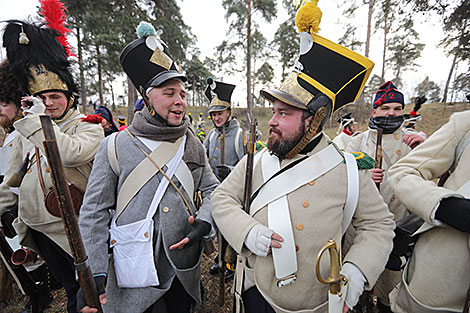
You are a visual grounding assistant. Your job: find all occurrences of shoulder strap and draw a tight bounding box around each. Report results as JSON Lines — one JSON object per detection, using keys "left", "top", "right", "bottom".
{"left": 342, "top": 152, "right": 360, "bottom": 235}
{"left": 107, "top": 132, "right": 120, "bottom": 176}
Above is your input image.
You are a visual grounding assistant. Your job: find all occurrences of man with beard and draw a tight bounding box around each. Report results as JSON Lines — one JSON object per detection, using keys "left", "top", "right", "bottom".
{"left": 210, "top": 2, "right": 394, "bottom": 312}
{"left": 0, "top": 13, "right": 104, "bottom": 313}
{"left": 345, "top": 81, "right": 425, "bottom": 312}
{"left": 78, "top": 22, "right": 219, "bottom": 313}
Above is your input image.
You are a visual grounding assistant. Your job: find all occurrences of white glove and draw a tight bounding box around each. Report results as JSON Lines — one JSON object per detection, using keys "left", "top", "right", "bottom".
{"left": 22, "top": 96, "right": 45, "bottom": 115}
{"left": 340, "top": 262, "right": 367, "bottom": 309}
{"left": 244, "top": 224, "right": 274, "bottom": 257}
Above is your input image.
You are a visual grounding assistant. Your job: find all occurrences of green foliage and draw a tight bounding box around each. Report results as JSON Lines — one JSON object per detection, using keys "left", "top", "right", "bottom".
{"left": 185, "top": 55, "right": 213, "bottom": 106}
{"left": 363, "top": 74, "right": 386, "bottom": 105}
{"left": 415, "top": 76, "right": 441, "bottom": 102}
{"left": 256, "top": 62, "right": 274, "bottom": 86}
{"left": 452, "top": 69, "right": 470, "bottom": 97}
{"left": 272, "top": 19, "right": 298, "bottom": 80}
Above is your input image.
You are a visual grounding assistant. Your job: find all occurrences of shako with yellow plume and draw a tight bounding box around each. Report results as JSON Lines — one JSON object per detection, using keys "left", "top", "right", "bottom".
{"left": 260, "top": 0, "right": 374, "bottom": 158}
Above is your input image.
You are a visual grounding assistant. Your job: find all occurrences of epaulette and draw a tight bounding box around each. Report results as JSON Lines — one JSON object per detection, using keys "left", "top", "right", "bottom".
{"left": 81, "top": 114, "right": 103, "bottom": 124}
{"left": 350, "top": 152, "right": 375, "bottom": 170}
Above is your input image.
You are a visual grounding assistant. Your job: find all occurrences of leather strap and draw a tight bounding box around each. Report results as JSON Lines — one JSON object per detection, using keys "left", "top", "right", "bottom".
{"left": 115, "top": 134, "right": 183, "bottom": 219}
{"left": 35, "top": 147, "right": 46, "bottom": 197}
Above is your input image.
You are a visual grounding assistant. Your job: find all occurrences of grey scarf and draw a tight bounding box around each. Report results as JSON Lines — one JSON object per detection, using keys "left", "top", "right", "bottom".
{"left": 128, "top": 107, "right": 189, "bottom": 142}
{"left": 128, "top": 107, "right": 206, "bottom": 169}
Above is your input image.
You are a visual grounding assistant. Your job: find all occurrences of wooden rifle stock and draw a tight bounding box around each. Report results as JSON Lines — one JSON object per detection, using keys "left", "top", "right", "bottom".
{"left": 243, "top": 120, "right": 257, "bottom": 213}
{"left": 39, "top": 116, "right": 102, "bottom": 312}
{"left": 375, "top": 128, "right": 384, "bottom": 190}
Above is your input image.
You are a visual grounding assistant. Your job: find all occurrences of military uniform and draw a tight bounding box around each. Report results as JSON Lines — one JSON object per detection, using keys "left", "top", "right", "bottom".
{"left": 211, "top": 135, "right": 394, "bottom": 312}
{"left": 0, "top": 110, "right": 103, "bottom": 255}
{"left": 79, "top": 116, "right": 218, "bottom": 312}
{"left": 203, "top": 119, "right": 245, "bottom": 179}
{"left": 332, "top": 130, "right": 359, "bottom": 150}
{"left": 388, "top": 110, "right": 470, "bottom": 312}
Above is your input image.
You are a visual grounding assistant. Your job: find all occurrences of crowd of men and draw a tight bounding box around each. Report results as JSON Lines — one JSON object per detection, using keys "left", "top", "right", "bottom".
{"left": 0, "top": 1, "right": 469, "bottom": 313}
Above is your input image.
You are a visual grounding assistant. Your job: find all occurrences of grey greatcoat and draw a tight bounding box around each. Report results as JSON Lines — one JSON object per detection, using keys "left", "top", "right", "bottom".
{"left": 388, "top": 110, "right": 470, "bottom": 312}
{"left": 203, "top": 119, "right": 245, "bottom": 179}
{"left": 79, "top": 129, "right": 219, "bottom": 313}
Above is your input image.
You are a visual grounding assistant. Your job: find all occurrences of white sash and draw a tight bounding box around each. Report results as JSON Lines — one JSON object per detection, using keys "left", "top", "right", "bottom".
{"left": 254, "top": 144, "right": 344, "bottom": 286}
{"left": 250, "top": 144, "right": 344, "bottom": 216}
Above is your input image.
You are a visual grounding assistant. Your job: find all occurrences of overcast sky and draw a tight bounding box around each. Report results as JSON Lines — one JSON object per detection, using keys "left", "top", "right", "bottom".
{"left": 0, "top": 0, "right": 466, "bottom": 103}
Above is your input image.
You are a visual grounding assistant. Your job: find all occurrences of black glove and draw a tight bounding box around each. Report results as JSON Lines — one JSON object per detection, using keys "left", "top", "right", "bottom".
{"left": 435, "top": 197, "right": 470, "bottom": 233}
{"left": 185, "top": 218, "right": 211, "bottom": 248}
{"left": 385, "top": 254, "right": 403, "bottom": 271}
{"left": 76, "top": 275, "right": 106, "bottom": 311}
{"left": 216, "top": 164, "right": 231, "bottom": 181}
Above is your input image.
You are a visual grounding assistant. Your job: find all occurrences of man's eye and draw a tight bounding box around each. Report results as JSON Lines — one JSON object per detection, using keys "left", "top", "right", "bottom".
{"left": 280, "top": 112, "right": 287, "bottom": 116}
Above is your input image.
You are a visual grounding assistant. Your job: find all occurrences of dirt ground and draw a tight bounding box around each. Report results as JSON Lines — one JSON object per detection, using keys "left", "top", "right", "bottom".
{"left": 0, "top": 251, "right": 233, "bottom": 313}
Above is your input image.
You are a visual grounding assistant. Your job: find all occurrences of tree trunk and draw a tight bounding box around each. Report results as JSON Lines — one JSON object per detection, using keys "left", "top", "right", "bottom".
{"left": 127, "top": 77, "right": 137, "bottom": 124}
{"left": 246, "top": 0, "right": 253, "bottom": 121}
{"left": 110, "top": 83, "right": 116, "bottom": 110}
{"left": 365, "top": 0, "right": 374, "bottom": 57}
{"left": 441, "top": 22, "right": 468, "bottom": 103}
{"left": 381, "top": 13, "right": 389, "bottom": 80}
{"left": 96, "top": 44, "right": 104, "bottom": 106}
{"left": 76, "top": 27, "right": 87, "bottom": 114}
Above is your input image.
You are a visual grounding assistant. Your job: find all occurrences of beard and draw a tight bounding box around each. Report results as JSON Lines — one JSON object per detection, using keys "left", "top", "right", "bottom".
{"left": 267, "top": 123, "right": 305, "bottom": 159}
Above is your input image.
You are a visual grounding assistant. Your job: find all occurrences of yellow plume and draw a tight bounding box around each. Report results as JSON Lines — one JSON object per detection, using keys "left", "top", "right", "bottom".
{"left": 295, "top": 0, "right": 322, "bottom": 36}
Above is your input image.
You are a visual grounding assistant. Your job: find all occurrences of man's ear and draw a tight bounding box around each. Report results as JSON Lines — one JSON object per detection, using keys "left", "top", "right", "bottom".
{"left": 304, "top": 114, "right": 313, "bottom": 132}
{"left": 371, "top": 108, "right": 377, "bottom": 117}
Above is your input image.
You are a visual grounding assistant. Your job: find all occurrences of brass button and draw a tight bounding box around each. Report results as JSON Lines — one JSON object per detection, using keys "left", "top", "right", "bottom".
{"left": 396, "top": 149, "right": 401, "bottom": 155}
{"left": 163, "top": 207, "right": 169, "bottom": 213}
{"left": 213, "top": 157, "right": 217, "bottom": 161}
{"left": 215, "top": 147, "right": 219, "bottom": 150}
{"left": 302, "top": 200, "right": 309, "bottom": 208}
{"left": 395, "top": 134, "right": 400, "bottom": 140}
{"left": 144, "top": 231, "right": 149, "bottom": 238}
{"left": 308, "top": 180, "right": 315, "bottom": 186}
{"left": 295, "top": 245, "right": 300, "bottom": 251}
{"left": 111, "top": 240, "right": 116, "bottom": 245}
{"left": 296, "top": 223, "right": 304, "bottom": 231}
{"left": 45, "top": 167, "right": 50, "bottom": 173}
{"left": 391, "top": 195, "right": 396, "bottom": 202}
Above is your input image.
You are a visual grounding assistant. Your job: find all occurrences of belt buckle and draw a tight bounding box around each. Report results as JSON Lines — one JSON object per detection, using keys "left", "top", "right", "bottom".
{"left": 277, "top": 273, "right": 297, "bottom": 288}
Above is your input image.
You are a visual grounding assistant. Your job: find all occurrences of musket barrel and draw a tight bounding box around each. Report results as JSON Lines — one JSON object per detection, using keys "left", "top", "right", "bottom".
{"left": 40, "top": 115, "right": 102, "bottom": 312}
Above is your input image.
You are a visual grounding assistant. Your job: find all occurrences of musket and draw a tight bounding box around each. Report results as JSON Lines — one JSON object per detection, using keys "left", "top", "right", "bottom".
{"left": 218, "top": 126, "right": 226, "bottom": 306}
{"left": 316, "top": 239, "right": 348, "bottom": 313}
{"left": 243, "top": 119, "right": 257, "bottom": 213}
{"left": 375, "top": 127, "right": 384, "bottom": 191}
{"left": 0, "top": 231, "right": 40, "bottom": 313}
{"left": 39, "top": 115, "right": 102, "bottom": 312}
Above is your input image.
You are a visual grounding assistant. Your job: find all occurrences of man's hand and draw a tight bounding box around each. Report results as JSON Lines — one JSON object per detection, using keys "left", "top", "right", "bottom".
{"left": 216, "top": 164, "right": 231, "bottom": 181}
{"left": 340, "top": 263, "right": 366, "bottom": 310}
{"left": 244, "top": 224, "right": 283, "bottom": 257}
{"left": 77, "top": 275, "right": 107, "bottom": 313}
{"left": 402, "top": 133, "right": 424, "bottom": 149}
{"left": 370, "top": 168, "right": 384, "bottom": 183}
{"left": 21, "top": 96, "right": 45, "bottom": 115}
{"left": 169, "top": 216, "right": 211, "bottom": 250}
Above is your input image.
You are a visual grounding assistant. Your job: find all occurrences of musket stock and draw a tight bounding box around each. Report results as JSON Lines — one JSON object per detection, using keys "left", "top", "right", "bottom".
{"left": 39, "top": 115, "right": 102, "bottom": 312}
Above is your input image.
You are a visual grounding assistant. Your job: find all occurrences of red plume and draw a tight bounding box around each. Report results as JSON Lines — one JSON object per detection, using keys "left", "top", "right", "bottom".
{"left": 39, "top": 0, "right": 76, "bottom": 58}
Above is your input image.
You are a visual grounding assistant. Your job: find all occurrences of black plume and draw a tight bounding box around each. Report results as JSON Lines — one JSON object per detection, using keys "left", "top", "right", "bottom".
{"left": 413, "top": 96, "right": 427, "bottom": 112}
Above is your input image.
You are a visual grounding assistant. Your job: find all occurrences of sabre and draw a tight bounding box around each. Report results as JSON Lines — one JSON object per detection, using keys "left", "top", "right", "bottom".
{"left": 316, "top": 239, "right": 348, "bottom": 313}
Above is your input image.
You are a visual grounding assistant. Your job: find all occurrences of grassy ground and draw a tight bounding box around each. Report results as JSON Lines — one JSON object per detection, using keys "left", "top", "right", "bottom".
{"left": 1, "top": 101, "right": 468, "bottom": 312}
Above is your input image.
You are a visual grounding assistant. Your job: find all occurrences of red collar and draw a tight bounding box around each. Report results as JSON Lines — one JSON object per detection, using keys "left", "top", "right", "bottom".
{"left": 343, "top": 129, "right": 352, "bottom": 136}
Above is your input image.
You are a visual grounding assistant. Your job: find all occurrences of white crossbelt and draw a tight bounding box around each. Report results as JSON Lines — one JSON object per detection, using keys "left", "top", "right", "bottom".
{"left": 253, "top": 144, "right": 344, "bottom": 287}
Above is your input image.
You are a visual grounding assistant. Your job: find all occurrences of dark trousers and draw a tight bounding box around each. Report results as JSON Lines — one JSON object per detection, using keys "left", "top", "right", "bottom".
{"left": 242, "top": 286, "right": 275, "bottom": 313}
{"left": 31, "top": 228, "right": 79, "bottom": 313}
{"left": 144, "top": 277, "right": 193, "bottom": 313}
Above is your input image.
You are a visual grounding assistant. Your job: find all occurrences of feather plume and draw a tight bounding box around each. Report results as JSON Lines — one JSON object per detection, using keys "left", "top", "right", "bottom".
{"left": 295, "top": 0, "right": 322, "bottom": 36}
{"left": 39, "top": 0, "right": 76, "bottom": 57}
{"left": 136, "top": 21, "right": 157, "bottom": 38}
